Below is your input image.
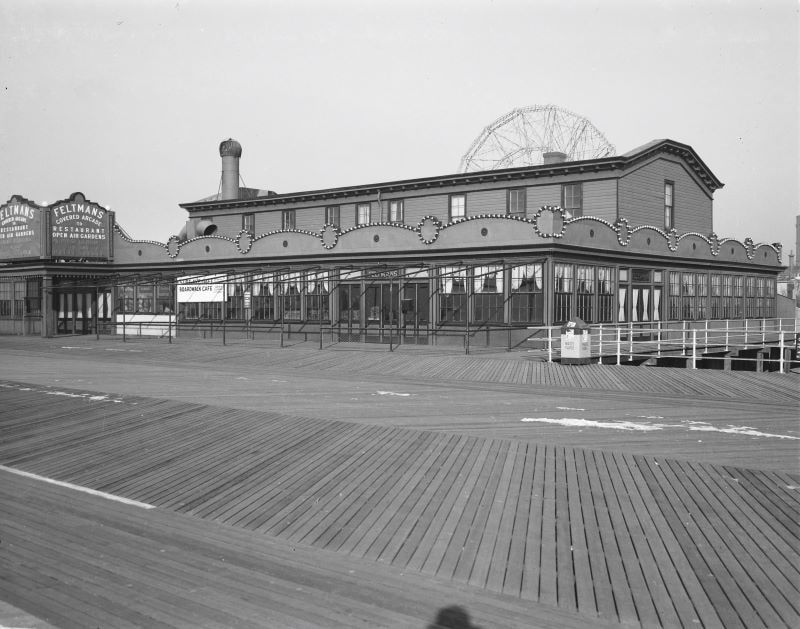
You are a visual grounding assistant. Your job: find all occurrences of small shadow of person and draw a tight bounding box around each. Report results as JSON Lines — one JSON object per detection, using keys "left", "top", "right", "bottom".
{"left": 427, "top": 605, "right": 483, "bottom": 629}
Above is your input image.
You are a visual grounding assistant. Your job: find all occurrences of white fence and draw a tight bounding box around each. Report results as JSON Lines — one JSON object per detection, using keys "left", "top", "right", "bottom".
{"left": 526, "top": 318, "right": 799, "bottom": 372}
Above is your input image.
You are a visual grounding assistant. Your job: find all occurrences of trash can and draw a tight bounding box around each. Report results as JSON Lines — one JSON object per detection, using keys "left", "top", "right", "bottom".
{"left": 560, "top": 317, "right": 591, "bottom": 365}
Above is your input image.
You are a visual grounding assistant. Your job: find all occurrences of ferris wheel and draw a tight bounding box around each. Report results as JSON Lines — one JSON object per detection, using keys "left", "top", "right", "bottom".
{"left": 459, "top": 104, "right": 616, "bottom": 172}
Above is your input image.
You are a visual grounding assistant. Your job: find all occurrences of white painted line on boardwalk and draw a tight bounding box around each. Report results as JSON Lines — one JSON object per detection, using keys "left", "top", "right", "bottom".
{"left": 520, "top": 417, "right": 800, "bottom": 439}
{"left": 0, "top": 466, "right": 155, "bottom": 509}
{"left": 0, "top": 382, "right": 125, "bottom": 403}
{"left": 61, "top": 346, "right": 94, "bottom": 350}
{"left": 375, "top": 390, "right": 412, "bottom": 397}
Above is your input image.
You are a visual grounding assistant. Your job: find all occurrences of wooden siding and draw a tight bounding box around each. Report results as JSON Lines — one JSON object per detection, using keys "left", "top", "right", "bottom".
{"left": 468, "top": 189, "right": 507, "bottom": 215}
{"left": 405, "top": 194, "right": 449, "bottom": 224}
{"left": 583, "top": 179, "right": 617, "bottom": 221}
{"left": 619, "top": 156, "right": 712, "bottom": 233}
{"left": 527, "top": 184, "right": 560, "bottom": 211}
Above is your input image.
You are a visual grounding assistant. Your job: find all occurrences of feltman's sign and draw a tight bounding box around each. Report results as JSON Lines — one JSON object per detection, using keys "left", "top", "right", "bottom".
{"left": 0, "top": 196, "right": 43, "bottom": 260}
{"left": 49, "top": 192, "right": 113, "bottom": 259}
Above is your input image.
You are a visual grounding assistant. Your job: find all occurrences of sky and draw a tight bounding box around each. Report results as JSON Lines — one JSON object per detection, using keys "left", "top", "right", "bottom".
{"left": 1, "top": 0, "right": 798, "bottom": 254}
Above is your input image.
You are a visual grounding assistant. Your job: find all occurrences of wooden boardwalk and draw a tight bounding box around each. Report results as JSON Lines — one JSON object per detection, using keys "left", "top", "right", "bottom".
{"left": 1, "top": 346, "right": 799, "bottom": 629}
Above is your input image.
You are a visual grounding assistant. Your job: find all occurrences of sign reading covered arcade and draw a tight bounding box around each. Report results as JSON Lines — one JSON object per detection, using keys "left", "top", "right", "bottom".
{"left": 49, "top": 192, "right": 113, "bottom": 259}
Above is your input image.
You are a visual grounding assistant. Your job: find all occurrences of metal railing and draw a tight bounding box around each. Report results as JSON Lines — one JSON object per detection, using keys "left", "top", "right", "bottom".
{"left": 525, "top": 318, "right": 799, "bottom": 372}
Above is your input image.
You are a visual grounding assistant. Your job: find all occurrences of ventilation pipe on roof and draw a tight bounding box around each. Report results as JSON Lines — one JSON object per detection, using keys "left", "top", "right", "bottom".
{"left": 177, "top": 218, "right": 218, "bottom": 241}
{"left": 543, "top": 151, "right": 568, "bottom": 165}
{"left": 219, "top": 138, "right": 243, "bottom": 201}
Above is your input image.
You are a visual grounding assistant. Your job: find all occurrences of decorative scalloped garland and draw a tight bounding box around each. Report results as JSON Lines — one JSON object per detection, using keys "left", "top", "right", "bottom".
{"left": 166, "top": 235, "right": 181, "bottom": 258}
{"left": 235, "top": 229, "right": 253, "bottom": 254}
{"left": 744, "top": 237, "right": 755, "bottom": 260}
{"left": 613, "top": 217, "right": 630, "bottom": 246}
{"left": 113, "top": 223, "right": 166, "bottom": 248}
{"left": 319, "top": 223, "right": 340, "bottom": 250}
{"left": 532, "top": 205, "right": 567, "bottom": 238}
{"left": 337, "top": 222, "right": 418, "bottom": 236}
{"left": 417, "top": 215, "right": 442, "bottom": 244}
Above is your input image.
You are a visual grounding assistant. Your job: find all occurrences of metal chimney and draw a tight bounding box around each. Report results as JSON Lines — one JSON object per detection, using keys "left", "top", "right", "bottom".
{"left": 219, "top": 138, "right": 242, "bottom": 200}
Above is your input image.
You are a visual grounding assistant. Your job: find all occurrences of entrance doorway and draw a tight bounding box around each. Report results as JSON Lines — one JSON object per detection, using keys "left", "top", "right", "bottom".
{"left": 337, "top": 280, "right": 429, "bottom": 344}
{"left": 56, "top": 289, "right": 112, "bottom": 335}
{"left": 364, "top": 283, "right": 399, "bottom": 343}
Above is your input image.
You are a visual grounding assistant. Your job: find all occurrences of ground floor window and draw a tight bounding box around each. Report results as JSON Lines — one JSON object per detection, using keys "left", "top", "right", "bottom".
{"left": 472, "top": 265, "right": 504, "bottom": 324}
{"left": 438, "top": 266, "right": 467, "bottom": 324}
{"left": 510, "top": 263, "right": 543, "bottom": 324}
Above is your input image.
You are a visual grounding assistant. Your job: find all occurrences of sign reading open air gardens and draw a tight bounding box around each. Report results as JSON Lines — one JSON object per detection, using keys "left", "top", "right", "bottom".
{"left": 49, "top": 193, "right": 113, "bottom": 259}
{"left": 0, "top": 197, "right": 43, "bottom": 260}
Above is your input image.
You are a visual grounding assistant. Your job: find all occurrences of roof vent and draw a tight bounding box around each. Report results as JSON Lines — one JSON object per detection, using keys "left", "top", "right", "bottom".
{"left": 543, "top": 151, "right": 568, "bottom": 165}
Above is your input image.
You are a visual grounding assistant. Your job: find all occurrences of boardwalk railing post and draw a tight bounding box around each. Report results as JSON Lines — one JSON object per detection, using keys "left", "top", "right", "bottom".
{"left": 628, "top": 321, "right": 633, "bottom": 355}
{"left": 691, "top": 329, "right": 697, "bottom": 369}
{"left": 761, "top": 318, "right": 766, "bottom": 345}
{"left": 725, "top": 319, "right": 729, "bottom": 352}
{"left": 657, "top": 320, "right": 662, "bottom": 357}
{"left": 598, "top": 324, "right": 603, "bottom": 364}
{"left": 745, "top": 319, "right": 749, "bottom": 346}
{"left": 704, "top": 319, "right": 709, "bottom": 346}
{"left": 779, "top": 332, "right": 785, "bottom": 373}
{"left": 616, "top": 327, "right": 621, "bottom": 365}
{"left": 682, "top": 320, "right": 687, "bottom": 355}
{"left": 547, "top": 326, "right": 552, "bottom": 363}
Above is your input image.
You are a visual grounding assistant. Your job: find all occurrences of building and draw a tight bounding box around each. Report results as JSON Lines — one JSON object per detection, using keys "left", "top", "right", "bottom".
{"left": 0, "top": 138, "right": 785, "bottom": 347}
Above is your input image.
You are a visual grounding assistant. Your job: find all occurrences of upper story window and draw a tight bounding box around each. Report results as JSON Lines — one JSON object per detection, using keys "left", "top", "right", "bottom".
{"left": 282, "top": 209, "right": 296, "bottom": 230}
{"left": 507, "top": 188, "right": 526, "bottom": 216}
{"left": 242, "top": 213, "right": 255, "bottom": 234}
{"left": 356, "top": 202, "right": 371, "bottom": 225}
{"left": 388, "top": 199, "right": 404, "bottom": 223}
{"left": 562, "top": 183, "right": 583, "bottom": 217}
{"left": 664, "top": 181, "right": 674, "bottom": 229}
{"left": 325, "top": 205, "right": 340, "bottom": 227}
{"left": 449, "top": 194, "right": 466, "bottom": 221}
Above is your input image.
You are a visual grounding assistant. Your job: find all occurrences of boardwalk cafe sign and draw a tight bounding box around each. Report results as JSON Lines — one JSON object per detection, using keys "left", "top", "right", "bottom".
{"left": 0, "top": 197, "right": 43, "bottom": 259}
{"left": 49, "top": 192, "right": 113, "bottom": 259}
{"left": 177, "top": 275, "right": 226, "bottom": 303}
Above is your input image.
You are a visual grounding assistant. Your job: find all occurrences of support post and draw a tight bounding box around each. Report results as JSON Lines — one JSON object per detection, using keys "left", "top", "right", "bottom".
{"left": 548, "top": 326, "right": 553, "bottom": 363}
{"left": 616, "top": 327, "right": 621, "bottom": 366}
{"left": 779, "top": 332, "right": 785, "bottom": 373}
{"left": 691, "top": 329, "right": 697, "bottom": 369}
{"left": 725, "top": 319, "right": 729, "bottom": 352}
{"left": 657, "top": 320, "right": 662, "bottom": 357}
{"left": 598, "top": 324, "right": 603, "bottom": 364}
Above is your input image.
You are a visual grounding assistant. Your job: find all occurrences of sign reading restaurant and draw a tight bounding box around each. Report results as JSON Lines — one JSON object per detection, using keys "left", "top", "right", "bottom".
{"left": 0, "top": 196, "right": 44, "bottom": 260}
{"left": 49, "top": 192, "right": 113, "bottom": 259}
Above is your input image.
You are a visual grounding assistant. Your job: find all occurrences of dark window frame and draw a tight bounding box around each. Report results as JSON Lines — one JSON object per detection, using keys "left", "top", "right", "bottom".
{"left": 324, "top": 205, "right": 340, "bottom": 227}
{"left": 242, "top": 213, "right": 255, "bottom": 234}
{"left": 388, "top": 199, "right": 404, "bottom": 224}
{"left": 356, "top": 203, "right": 371, "bottom": 225}
{"left": 449, "top": 193, "right": 466, "bottom": 221}
{"left": 664, "top": 180, "right": 675, "bottom": 230}
{"left": 562, "top": 183, "right": 583, "bottom": 217}
{"left": 507, "top": 188, "right": 527, "bottom": 216}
